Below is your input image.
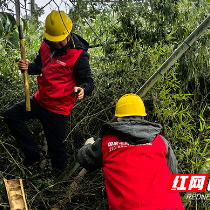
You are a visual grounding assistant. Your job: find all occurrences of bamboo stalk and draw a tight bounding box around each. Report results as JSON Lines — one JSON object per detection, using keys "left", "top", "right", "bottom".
{"left": 3, "top": 178, "right": 28, "bottom": 210}
{"left": 136, "top": 15, "right": 210, "bottom": 98}
{"left": 15, "top": 0, "right": 31, "bottom": 111}
{"left": 69, "top": 168, "right": 87, "bottom": 190}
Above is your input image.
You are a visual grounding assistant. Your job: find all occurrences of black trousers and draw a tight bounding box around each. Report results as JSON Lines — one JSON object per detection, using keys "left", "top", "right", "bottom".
{"left": 3, "top": 96, "right": 70, "bottom": 173}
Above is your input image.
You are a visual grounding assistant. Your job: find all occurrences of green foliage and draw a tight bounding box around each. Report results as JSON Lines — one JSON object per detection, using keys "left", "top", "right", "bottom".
{"left": 0, "top": 12, "right": 20, "bottom": 48}
{"left": 0, "top": 12, "right": 16, "bottom": 36}
{"left": 0, "top": 0, "right": 210, "bottom": 209}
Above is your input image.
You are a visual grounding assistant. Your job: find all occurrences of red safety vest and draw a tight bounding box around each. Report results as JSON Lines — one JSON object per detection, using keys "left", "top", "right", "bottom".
{"left": 102, "top": 133, "right": 184, "bottom": 210}
{"left": 34, "top": 41, "right": 83, "bottom": 115}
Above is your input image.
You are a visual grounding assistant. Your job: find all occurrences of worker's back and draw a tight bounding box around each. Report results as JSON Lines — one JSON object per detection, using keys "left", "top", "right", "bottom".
{"left": 102, "top": 133, "right": 184, "bottom": 210}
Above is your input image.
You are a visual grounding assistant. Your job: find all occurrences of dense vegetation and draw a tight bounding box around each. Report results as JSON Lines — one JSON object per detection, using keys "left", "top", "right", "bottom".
{"left": 0, "top": 0, "right": 210, "bottom": 209}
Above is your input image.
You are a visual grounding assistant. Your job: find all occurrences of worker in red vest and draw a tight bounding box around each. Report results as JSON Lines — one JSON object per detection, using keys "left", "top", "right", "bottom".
{"left": 77, "top": 94, "right": 184, "bottom": 210}
{"left": 3, "top": 10, "right": 94, "bottom": 176}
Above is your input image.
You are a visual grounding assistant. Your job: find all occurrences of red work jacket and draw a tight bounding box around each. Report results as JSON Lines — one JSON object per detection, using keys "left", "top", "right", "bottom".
{"left": 34, "top": 41, "right": 83, "bottom": 115}
{"left": 102, "top": 133, "right": 184, "bottom": 210}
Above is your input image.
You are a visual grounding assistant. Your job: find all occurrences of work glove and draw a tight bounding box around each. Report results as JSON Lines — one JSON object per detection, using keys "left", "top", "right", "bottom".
{"left": 85, "top": 137, "right": 95, "bottom": 145}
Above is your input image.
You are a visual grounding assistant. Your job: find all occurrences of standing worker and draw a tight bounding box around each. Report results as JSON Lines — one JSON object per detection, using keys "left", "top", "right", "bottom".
{"left": 3, "top": 10, "right": 94, "bottom": 176}
{"left": 77, "top": 94, "right": 184, "bottom": 210}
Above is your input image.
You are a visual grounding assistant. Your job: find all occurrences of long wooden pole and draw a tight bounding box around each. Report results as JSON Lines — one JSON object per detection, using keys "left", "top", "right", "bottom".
{"left": 15, "top": 0, "right": 31, "bottom": 111}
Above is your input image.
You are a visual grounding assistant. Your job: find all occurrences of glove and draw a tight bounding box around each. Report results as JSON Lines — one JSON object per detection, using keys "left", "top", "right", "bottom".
{"left": 84, "top": 137, "right": 95, "bottom": 145}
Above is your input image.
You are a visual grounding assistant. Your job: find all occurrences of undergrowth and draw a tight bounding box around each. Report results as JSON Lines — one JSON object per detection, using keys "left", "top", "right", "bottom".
{"left": 0, "top": 1, "right": 210, "bottom": 209}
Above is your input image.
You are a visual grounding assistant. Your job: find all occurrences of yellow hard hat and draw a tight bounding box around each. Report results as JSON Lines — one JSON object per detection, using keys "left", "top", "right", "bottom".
{"left": 44, "top": 10, "right": 73, "bottom": 42}
{"left": 114, "top": 94, "right": 147, "bottom": 118}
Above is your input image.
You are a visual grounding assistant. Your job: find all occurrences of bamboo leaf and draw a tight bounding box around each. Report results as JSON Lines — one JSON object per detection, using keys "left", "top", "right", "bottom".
{"left": 0, "top": 13, "right": 7, "bottom": 28}
{"left": 6, "top": 13, "right": 17, "bottom": 29}
{"left": 0, "top": 12, "right": 17, "bottom": 36}
{"left": 21, "top": 19, "right": 28, "bottom": 31}
{"left": 8, "top": 30, "right": 19, "bottom": 49}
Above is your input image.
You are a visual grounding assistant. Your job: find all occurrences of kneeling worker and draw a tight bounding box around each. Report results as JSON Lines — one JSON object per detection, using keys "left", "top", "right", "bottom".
{"left": 77, "top": 93, "right": 184, "bottom": 210}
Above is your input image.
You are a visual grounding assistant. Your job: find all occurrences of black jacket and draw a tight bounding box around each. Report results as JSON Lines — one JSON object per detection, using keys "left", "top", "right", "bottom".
{"left": 77, "top": 118, "right": 178, "bottom": 174}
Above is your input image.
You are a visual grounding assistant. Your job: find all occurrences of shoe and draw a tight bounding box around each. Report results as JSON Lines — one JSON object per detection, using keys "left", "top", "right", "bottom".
{"left": 23, "top": 151, "right": 46, "bottom": 170}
